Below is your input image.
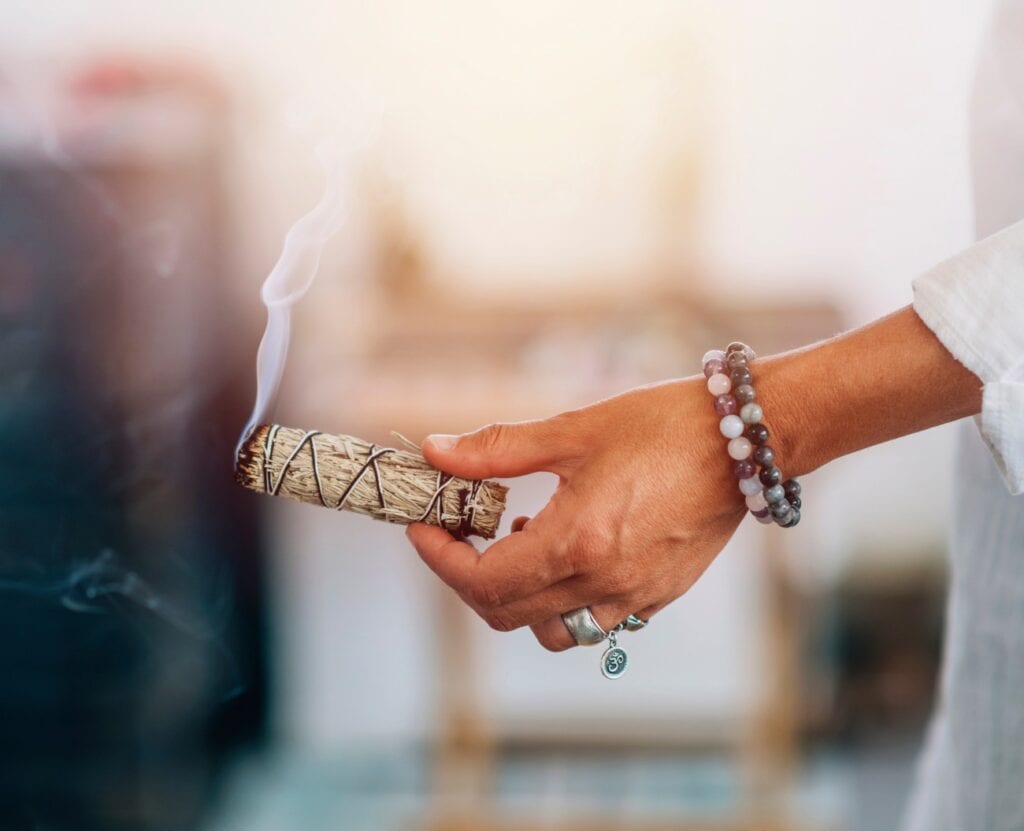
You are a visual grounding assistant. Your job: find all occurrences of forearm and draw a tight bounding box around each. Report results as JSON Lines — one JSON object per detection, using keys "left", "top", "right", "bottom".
{"left": 757, "top": 304, "right": 983, "bottom": 478}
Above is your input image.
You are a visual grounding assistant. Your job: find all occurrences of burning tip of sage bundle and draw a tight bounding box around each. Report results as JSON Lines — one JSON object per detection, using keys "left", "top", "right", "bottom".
{"left": 235, "top": 424, "right": 508, "bottom": 539}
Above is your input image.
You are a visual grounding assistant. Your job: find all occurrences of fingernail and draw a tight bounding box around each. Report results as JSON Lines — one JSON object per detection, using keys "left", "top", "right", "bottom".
{"left": 426, "top": 434, "right": 458, "bottom": 451}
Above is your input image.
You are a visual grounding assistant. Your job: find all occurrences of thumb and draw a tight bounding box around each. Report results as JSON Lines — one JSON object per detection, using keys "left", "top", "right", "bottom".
{"left": 421, "top": 417, "right": 577, "bottom": 480}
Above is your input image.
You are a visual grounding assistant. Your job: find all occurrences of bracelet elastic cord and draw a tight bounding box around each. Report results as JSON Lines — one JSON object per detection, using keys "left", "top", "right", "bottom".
{"left": 702, "top": 342, "right": 802, "bottom": 528}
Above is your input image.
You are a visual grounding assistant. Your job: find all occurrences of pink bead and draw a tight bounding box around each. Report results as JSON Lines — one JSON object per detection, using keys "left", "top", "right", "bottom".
{"left": 727, "top": 436, "right": 752, "bottom": 460}
{"left": 745, "top": 492, "right": 767, "bottom": 512}
{"left": 738, "top": 476, "right": 762, "bottom": 497}
{"left": 707, "top": 373, "right": 732, "bottom": 396}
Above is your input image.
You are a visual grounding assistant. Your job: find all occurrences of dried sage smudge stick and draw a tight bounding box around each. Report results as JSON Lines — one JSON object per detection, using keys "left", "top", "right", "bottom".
{"left": 235, "top": 424, "right": 508, "bottom": 539}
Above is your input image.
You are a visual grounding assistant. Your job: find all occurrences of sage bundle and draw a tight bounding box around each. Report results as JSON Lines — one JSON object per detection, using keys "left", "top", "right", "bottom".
{"left": 235, "top": 424, "right": 508, "bottom": 539}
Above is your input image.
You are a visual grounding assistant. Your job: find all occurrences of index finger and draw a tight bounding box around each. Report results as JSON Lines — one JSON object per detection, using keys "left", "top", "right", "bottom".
{"left": 405, "top": 518, "right": 571, "bottom": 609}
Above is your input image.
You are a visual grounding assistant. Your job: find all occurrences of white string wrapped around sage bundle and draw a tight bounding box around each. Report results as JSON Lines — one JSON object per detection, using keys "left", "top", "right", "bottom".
{"left": 235, "top": 424, "right": 508, "bottom": 539}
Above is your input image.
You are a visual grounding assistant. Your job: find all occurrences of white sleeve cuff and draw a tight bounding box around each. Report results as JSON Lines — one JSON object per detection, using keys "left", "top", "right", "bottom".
{"left": 912, "top": 218, "right": 1024, "bottom": 496}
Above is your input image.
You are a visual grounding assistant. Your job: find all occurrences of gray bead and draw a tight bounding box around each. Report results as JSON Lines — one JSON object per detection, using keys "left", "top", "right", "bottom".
{"left": 730, "top": 367, "right": 752, "bottom": 387}
{"left": 734, "top": 384, "right": 757, "bottom": 404}
{"left": 781, "top": 507, "right": 801, "bottom": 527}
{"left": 770, "top": 500, "right": 792, "bottom": 518}
{"left": 764, "top": 483, "right": 786, "bottom": 504}
{"left": 727, "top": 351, "right": 749, "bottom": 370}
{"left": 759, "top": 465, "right": 782, "bottom": 486}
{"left": 753, "top": 445, "right": 774, "bottom": 467}
{"left": 746, "top": 424, "right": 770, "bottom": 445}
{"left": 740, "top": 402, "right": 763, "bottom": 424}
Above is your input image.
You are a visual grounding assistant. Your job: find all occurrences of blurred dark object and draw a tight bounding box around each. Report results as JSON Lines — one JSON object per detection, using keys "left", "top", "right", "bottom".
{"left": 804, "top": 551, "right": 946, "bottom": 741}
{"left": 0, "top": 61, "right": 265, "bottom": 831}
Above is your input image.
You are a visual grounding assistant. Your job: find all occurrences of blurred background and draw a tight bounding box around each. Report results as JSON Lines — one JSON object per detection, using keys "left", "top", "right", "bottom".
{"left": 0, "top": 2, "right": 992, "bottom": 829}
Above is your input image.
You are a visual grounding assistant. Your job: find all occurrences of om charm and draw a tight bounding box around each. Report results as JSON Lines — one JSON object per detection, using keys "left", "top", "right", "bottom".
{"left": 600, "top": 631, "right": 628, "bottom": 679}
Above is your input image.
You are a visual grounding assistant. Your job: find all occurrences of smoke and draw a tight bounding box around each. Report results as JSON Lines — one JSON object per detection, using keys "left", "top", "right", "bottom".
{"left": 236, "top": 142, "right": 354, "bottom": 455}
{"left": 0, "top": 548, "right": 213, "bottom": 638}
{"left": 0, "top": 549, "right": 243, "bottom": 698}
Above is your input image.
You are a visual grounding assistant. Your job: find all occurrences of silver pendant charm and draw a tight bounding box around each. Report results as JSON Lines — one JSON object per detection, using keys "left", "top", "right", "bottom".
{"left": 600, "top": 632, "right": 628, "bottom": 679}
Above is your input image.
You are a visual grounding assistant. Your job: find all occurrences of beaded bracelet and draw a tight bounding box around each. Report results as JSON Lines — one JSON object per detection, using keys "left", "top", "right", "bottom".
{"left": 702, "top": 342, "right": 802, "bottom": 528}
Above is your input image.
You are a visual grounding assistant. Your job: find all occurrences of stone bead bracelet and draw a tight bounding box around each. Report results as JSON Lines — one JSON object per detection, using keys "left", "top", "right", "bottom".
{"left": 702, "top": 342, "right": 803, "bottom": 528}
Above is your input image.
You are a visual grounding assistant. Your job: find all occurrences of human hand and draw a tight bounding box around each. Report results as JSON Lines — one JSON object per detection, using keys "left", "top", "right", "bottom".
{"left": 405, "top": 377, "right": 747, "bottom": 651}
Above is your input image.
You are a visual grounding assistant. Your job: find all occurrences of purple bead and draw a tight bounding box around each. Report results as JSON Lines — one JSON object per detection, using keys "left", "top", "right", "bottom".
{"left": 702, "top": 349, "right": 727, "bottom": 366}
{"left": 752, "top": 445, "right": 775, "bottom": 467}
{"left": 703, "top": 358, "right": 726, "bottom": 378}
{"left": 787, "top": 496, "right": 802, "bottom": 510}
{"left": 751, "top": 507, "right": 770, "bottom": 518}
{"left": 714, "top": 394, "right": 738, "bottom": 416}
{"left": 759, "top": 465, "right": 782, "bottom": 486}
{"left": 746, "top": 424, "right": 769, "bottom": 445}
{"left": 734, "top": 384, "right": 756, "bottom": 405}
{"left": 783, "top": 479, "right": 801, "bottom": 498}
{"left": 730, "top": 367, "right": 752, "bottom": 387}
{"left": 755, "top": 511, "right": 774, "bottom": 524}
{"left": 733, "top": 458, "right": 756, "bottom": 479}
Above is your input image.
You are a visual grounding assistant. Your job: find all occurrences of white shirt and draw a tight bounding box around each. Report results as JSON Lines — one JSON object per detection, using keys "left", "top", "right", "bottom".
{"left": 904, "top": 2, "right": 1024, "bottom": 828}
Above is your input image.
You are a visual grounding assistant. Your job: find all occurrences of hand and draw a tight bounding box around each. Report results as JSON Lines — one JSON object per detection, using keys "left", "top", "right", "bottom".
{"left": 405, "top": 376, "right": 747, "bottom": 651}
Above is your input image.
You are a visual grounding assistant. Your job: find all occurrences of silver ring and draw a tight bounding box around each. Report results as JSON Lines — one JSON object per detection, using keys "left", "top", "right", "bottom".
{"left": 623, "top": 614, "right": 648, "bottom": 632}
{"left": 561, "top": 607, "right": 608, "bottom": 646}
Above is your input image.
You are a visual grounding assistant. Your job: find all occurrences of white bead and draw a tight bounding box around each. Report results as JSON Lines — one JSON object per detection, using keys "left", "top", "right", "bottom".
{"left": 707, "top": 373, "right": 732, "bottom": 396}
{"left": 740, "top": 402, "right": 763, "bottom": 424}
{"left": 746, "top": 492, "right": 767, "bottom": 512}
{"left": 739, "top": 476, "right": 762, "bottom": 497}
{"left": 719, "top": 414, "right": 744, "bottom": 439}
{"left": 701, "top": 349, "right": 726, "bottom": 366}
{"left": 728, "top": 436, "right": 753, "bottom": 460}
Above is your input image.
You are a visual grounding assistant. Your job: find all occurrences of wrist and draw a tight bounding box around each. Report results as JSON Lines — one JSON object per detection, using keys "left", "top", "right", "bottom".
{"left": 753, "top": 350, "right": 822, "bottom": 479}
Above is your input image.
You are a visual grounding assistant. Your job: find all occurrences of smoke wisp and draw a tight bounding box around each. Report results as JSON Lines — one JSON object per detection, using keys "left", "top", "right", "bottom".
{"left": 237, "top": 142, "right": 353, "bottom": 455}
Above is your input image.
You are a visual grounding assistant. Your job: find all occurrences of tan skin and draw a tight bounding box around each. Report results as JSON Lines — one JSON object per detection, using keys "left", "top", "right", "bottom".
{"left": 406, "top": 305, "right": 983, "bottom": 651}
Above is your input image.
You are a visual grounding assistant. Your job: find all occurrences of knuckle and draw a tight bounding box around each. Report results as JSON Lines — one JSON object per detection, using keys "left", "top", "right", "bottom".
{"left": 468, "top": 580, "right": 504, "bottom": 610}
{"left": 475, "top": 422, "right": 509, "bottom": 454}
{"left": 547, "top": 411, "right": 588, "bottom": 461}
{"left": 483, "top": 610, "right": 518, "bottom": 633}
